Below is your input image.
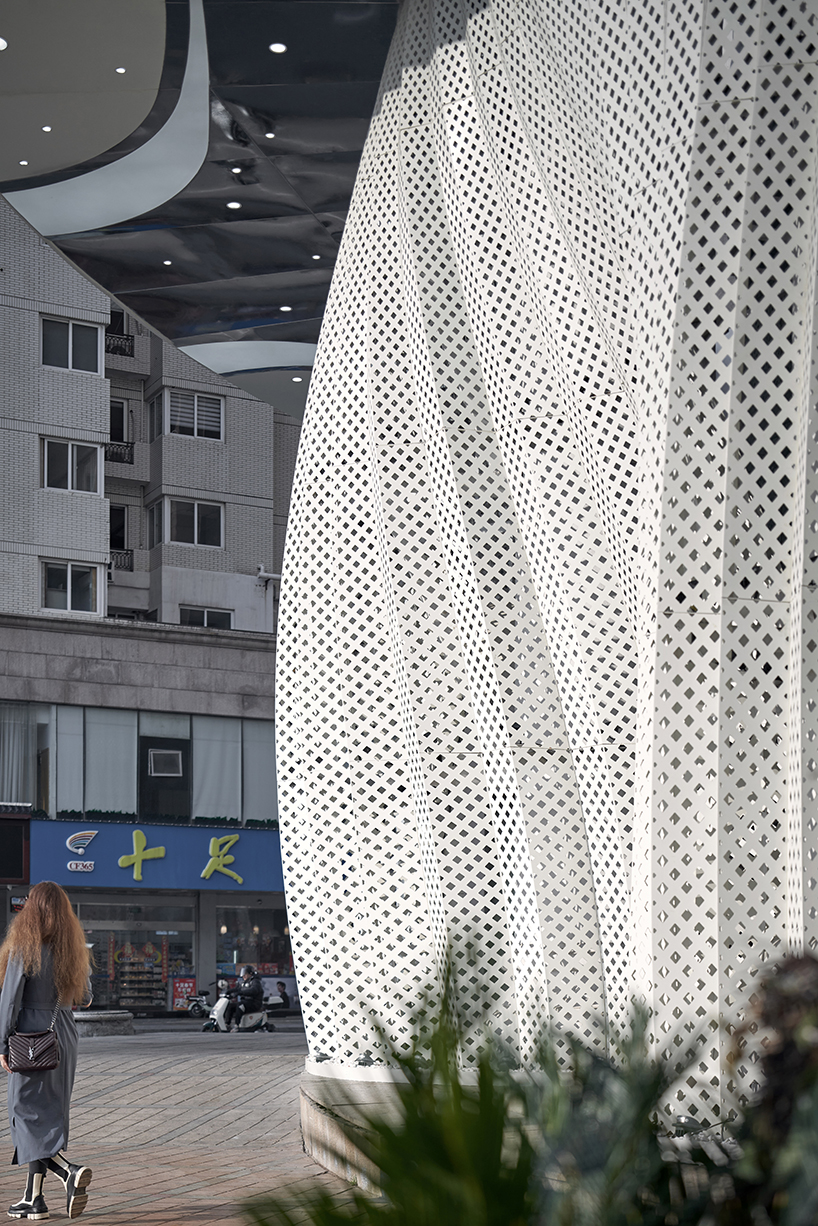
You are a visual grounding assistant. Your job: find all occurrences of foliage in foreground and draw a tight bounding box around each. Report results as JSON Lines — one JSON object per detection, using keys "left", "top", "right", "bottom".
{"left": 244, "top": 958, "right": 818, "bottom": 1226}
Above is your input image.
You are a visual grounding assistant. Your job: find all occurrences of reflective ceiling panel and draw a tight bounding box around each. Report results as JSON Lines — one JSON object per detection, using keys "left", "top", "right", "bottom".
{"left": 0, "top": 0, "right": 397, "bottom": 380}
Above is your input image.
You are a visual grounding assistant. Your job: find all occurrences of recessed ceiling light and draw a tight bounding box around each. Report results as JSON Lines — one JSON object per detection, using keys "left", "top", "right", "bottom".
{"left": 269, "top": 42, "right": 287, "bottom": 53}
{"left": 115, "top": 67, "right": 126, "bottom": 73}
{"left": 265, "top": 132, "right": 275, "bottom": 139}
{"left": 19, "top": 160, "right": 28, "bottom": 166}
{"left": 231, "top": 167, "right": 242, "bottom": 174}
{"left": 0, "top": 38, "right": 8, "bottom": 51}
{"left": 280, "top": 305, "right": 292, "bottom": 312}
{"left": 42, "top": 125, "right": 51, "bottom": 132}
{"left": 163, "top": 260, "right": 172, "bottom": 266}
{"left": 227, "top": 201, "right": 242, "bottom": 209}
{"left": 292, "top": 376, "right": 303, "bottom": 383}
{"left": 312, "top": 254, "right": 320, "bottom": 259}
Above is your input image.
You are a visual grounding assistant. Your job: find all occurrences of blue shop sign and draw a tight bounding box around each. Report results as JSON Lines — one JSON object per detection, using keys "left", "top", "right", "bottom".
{"left": 30, "top": 820, "right": 283, "bottom": 892}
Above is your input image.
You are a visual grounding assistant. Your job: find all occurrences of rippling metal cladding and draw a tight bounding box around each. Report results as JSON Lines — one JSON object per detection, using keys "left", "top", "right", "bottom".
{"left": 276, "top": 0, "right": 818, "bottom": 1118}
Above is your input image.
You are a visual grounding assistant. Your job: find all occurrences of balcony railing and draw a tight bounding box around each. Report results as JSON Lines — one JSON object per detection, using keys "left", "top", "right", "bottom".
{"left": 105, "top": 333, "right": 135, "bottom": 357}
{"left": 105, "top": 441, "right": 134, "bottom": 464}
{"left": 110, "top": 550, "right": 134, "bottom": 572}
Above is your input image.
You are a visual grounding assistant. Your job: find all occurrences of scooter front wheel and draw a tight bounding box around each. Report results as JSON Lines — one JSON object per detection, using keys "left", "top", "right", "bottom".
{"left": 201, "top": 1020, "right": 216, "bottom": 1032}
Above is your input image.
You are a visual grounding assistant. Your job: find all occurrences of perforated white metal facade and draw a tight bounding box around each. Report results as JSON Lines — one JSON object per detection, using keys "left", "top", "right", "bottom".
{"left": 276, "top": 0, "right": 818, "bottom": 1119}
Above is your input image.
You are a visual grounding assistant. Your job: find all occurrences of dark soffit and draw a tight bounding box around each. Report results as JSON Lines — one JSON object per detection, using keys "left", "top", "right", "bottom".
{"left": 0, "top": 0, "right": 397, "bottom": 351}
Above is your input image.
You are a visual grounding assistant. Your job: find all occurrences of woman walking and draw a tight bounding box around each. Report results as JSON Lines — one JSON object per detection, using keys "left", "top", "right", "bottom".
{"left": 0, "top": 882, "right": 93, "bottom": 1221}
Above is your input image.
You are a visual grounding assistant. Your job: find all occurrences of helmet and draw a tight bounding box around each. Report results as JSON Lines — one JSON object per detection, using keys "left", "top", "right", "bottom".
{"left": 242, "top": 965, "right": 255, "bottom": 977}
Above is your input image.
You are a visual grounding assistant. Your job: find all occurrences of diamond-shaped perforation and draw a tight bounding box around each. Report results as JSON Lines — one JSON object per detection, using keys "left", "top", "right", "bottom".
{"left": 720, "top": 605, "right": 789, "bottom": 1014}
{"left": 276, "top": 0, "right": 818, "bottom": 1117}
{"left": 700, "top": 0, "right": 761, "bottom": 105}
{"left": 513, "top": 747, "right": 607, "bottom": 1049}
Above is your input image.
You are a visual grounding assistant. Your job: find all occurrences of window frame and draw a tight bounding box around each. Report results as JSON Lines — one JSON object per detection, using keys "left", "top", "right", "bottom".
{"left": 42, "top": 438, "right": 103, "bottom": 495}
{"left": 148, "top": 748, "right": 184, "bottom": 778}
{"left": 41, "top": 316, "right": 102, "bottom": 375}
{"left": 41, "top": 560, "right": 103, "bottom": 615}
{"left": 109, "top": 504, "right": 128, "bottom": 551}
{"left": 146, "top": 501, "right": 163, "bottom": 550}
{"left": 149, "top": 389, "right": 224, "bottom": 442}
{"left": 109, "top": 399, "right": 128, "bottom": 443}
{"left": 179, "top": 606, "right": 234, "bottom": 629}
{"left": 168, "top": 498, "right": 224, "bottom": 548}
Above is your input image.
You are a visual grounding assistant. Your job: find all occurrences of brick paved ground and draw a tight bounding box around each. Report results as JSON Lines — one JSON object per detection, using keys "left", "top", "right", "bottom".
{"left": 0, "top": 1022, "right": 348, "bottom": 1224}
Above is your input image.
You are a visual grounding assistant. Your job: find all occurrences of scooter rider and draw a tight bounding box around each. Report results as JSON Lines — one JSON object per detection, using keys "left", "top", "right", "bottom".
{"left": 224, "top": 965, "right": 264, "bottom": 1032}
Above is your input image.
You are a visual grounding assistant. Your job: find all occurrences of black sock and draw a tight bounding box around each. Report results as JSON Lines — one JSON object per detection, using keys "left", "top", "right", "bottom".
{"left": 46, "top": 1151, "right": 71, "bottom": 1182}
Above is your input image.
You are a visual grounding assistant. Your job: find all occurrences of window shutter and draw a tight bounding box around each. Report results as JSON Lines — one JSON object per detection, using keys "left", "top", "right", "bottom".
{"left": 169, "top": 391, "right": 195, "bottom": 435}
{"left": 196, "top": 395, "right": 222, "bottom": 439}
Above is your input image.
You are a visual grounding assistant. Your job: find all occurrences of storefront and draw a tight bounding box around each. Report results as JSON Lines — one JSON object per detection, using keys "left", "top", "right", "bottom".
{"left": 10, "top": 817, "right": 294, "bottom": 1014}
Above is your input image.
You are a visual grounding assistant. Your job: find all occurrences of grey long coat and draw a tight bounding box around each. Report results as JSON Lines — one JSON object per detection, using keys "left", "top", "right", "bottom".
{"left": 0, "top": 946, "right": 84, "bottom": 1165}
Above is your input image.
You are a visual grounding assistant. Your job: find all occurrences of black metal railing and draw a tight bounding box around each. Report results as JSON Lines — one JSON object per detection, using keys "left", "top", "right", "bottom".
{"left": 110, "top": 550, "right": 134, "bottom": 571}
{"left": 105, "top": 441, "right": 134, "bottom": 464}
{"left": 105, "top": 333, "right": 135, "bottom": 357}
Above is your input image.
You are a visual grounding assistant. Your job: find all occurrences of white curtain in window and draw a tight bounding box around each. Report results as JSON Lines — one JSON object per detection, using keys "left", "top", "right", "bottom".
{"left": 139, "top": 712, "right": 190, "bottom": 739}
{"left": 56, "top": 705, "right": 84, "bottom": 814}
{"left": 84, "top": 708, "right": 137, "bottom": 815}
{"left": 242, "top": 720, "right": 276, "bottom": 824}
{"left": 192, "top": 715, "right": 241, "bottom": 820}
{"left": 0, "top": 702, "right": 36, "bottom": 804}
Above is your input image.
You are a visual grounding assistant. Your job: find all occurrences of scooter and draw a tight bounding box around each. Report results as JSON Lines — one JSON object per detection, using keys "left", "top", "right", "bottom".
{"left": 201, "top": 979, "right": 276, "bottom": 1032}
{"left": 186, "top": 983, "right": 213, "bottom": 1019}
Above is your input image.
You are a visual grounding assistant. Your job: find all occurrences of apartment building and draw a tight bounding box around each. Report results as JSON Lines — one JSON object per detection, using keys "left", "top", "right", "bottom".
{"left": 0, "top": 197, "right": 300, "bottom": 1013}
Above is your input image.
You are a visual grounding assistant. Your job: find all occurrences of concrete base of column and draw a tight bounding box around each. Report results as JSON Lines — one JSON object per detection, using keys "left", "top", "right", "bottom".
{"left": 300, "top": 1070, "right": 403, "bottom": 1194}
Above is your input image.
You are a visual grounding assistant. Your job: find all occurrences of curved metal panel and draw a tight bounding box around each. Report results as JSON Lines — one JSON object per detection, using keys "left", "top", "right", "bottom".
{"left": 5, "top": 0, "right": 210, "bottom": 236}
{"left": 276, "top": 0, "right": 818, "bottom": 1120}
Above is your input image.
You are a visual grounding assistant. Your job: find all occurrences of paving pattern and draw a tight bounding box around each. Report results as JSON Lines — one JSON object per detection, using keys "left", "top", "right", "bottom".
{"left": 0, "top": 1023, "right": 346, "bottom": 1224}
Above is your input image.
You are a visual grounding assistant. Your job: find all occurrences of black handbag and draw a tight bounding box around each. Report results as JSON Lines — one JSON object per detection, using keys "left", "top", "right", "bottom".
{"left": 7, "top": 1003, "right": 60, "bottom": 1073}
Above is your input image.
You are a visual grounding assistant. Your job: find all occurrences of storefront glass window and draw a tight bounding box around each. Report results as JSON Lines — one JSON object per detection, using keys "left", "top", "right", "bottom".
{"left": 77, "top": 901, "right": 195, "bottom": 1012}
{"left": 215, "top": 907, "right": 291, "bottom": 976}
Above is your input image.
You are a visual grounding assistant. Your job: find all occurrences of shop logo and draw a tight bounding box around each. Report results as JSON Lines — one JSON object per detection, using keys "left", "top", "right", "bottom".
{"left": 66, "top": 830, "right": 98, "bottom": 855}
{"left": 66, "top": 830, "right": 97, "bottom": 873}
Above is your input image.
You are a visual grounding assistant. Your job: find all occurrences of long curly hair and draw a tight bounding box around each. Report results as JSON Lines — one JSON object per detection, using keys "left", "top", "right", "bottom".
{"left": 0, "top": 881, "right": 91, "bottom": 1005}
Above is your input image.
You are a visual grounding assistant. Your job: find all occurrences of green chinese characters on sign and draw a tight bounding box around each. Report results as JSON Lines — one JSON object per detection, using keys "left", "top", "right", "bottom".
{"left": 118, "top": 829, "right": 166, "bottom": 881}
{"left": 200, "top": 834, "right": 244, "bottom": 884}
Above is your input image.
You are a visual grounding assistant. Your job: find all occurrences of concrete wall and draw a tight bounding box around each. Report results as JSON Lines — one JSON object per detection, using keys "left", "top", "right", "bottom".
{"left": 0, "top": 614, "right": 275, "bottom": 719}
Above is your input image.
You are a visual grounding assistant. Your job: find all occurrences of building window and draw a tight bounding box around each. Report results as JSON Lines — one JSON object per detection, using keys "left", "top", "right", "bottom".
{"left": 170, "top": 500, "right": 223, "bottom": 547}
{"left": 139, "top": 737, "right": 190, "bottom": 820}
{"left": 110, "top": 399, "right": 127, "bottom": 442}
{"left": 110, "top": 505, "right": 127, "bottom": 550}
{"left": 43, "top": 440, "right": 101, "bottom": 493}
{"left": 148, "top": 748, "right": 183, "bottom": 777}
{"left": 41, "top": 317, "right": 100, "bottom": 373}
{"left": 146, "top": 502, "right": 163, "bottom": 549}
{"left": 148, "top": 395, "right": 163, "bottom": 442}
{"left": 148, "top": 390, "right": 223, "bottom": 440}
{"left": 106, "top": 309, "right": 126, "bottom": 337}
{"left": 42, "top": 562, "right": 99, "bottom": 613}
{"left": 180, "top": 607, "right": 232, "bottom": 630}
{"left": 169, "top": 391, "right": 223, "bottom": 439}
